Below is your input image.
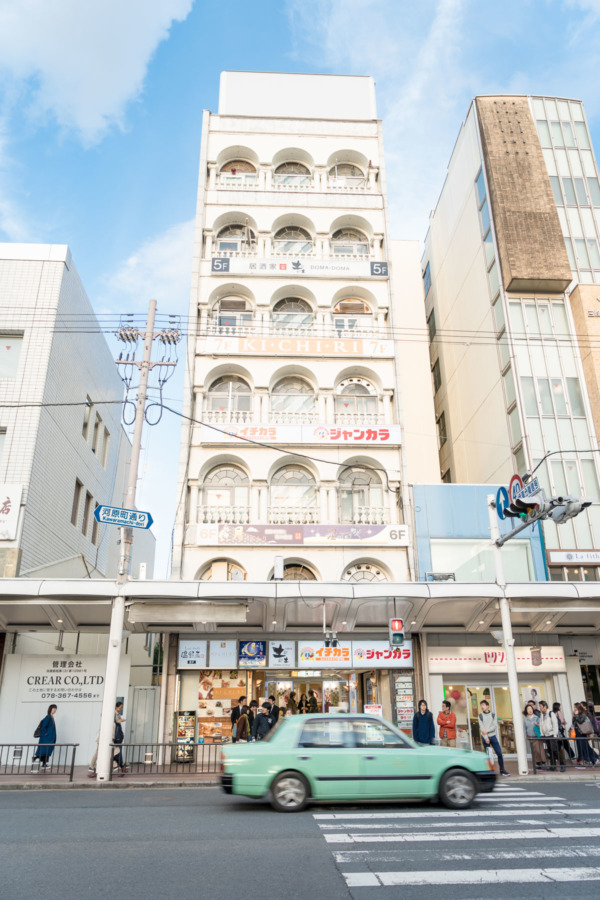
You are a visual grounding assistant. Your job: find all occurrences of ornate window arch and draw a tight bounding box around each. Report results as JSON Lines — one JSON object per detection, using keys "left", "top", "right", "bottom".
{"left": 269, "top": 465, "right": 318, "bottom": 523}
{"left": 211, "top": 296, "right": 253, "bottom": 331}
{"left": 219, "top": 160, "right": 256, "bottom": 174}
{"left": 215, "top": 223, "right": 256, "bottom": 252}
{"left": 199, "top": 559, "right": 247, "bottom": 582}
{"left": 272, "top": 562, "right": 318, "bottom": 581}
{"left": 270, "top": 376, "right": 315, "bottom": 422}
{"left": 331, "top": 227, "right": 369, "bottom": 256}
{"left": 338, "top": 467, "right": 384, "bottom": 524}
{"left": 335, "top": 378, "right": 378, "bottom": 421}
{"left": 332, "top": 297, "right": 374, "bottom": 336}
{"left": 206, "top": 376, "right": 251, "bottom": 420}
{"left": 329, "top": 162, "right": 364, "bottom": 179}
{"left": 273, "top": 226, "right": 313, "bottom": 254}
{"left": 200, "top": 465, "right": 250, "bottom": 523}
{"left": 273, "top": 162, "right": 311, "bottom": 185}
{"left": 272, "top": 297, "right": 313, "bottom": 329}
{"left": 343, "top": 562, "right": 388, "bottom": 583}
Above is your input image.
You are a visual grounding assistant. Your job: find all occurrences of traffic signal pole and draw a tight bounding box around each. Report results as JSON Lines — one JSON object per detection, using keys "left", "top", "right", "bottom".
{"left": 487, "top": 495, "right": 529, "bottom": 776}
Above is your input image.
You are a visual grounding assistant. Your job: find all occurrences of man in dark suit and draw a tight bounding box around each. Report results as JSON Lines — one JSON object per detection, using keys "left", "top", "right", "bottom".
{"left": 230, "top": 696, "right": 246, "bottom": 742}
{"left": 268, "top": 695, "right": 280, "bottom": 728}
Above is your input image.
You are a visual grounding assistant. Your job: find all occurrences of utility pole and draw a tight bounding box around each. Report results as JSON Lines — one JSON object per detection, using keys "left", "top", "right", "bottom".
{"left": 96, "top": 299, "right": 180, "bottom": 782}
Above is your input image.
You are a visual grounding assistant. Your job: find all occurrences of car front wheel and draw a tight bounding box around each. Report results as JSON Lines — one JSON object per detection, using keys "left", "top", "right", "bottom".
{"left": 270, "top": 771, "right": 309, "bottom": 812}
{"left": 439, "top": 768, "right": 477, "bottom": 809}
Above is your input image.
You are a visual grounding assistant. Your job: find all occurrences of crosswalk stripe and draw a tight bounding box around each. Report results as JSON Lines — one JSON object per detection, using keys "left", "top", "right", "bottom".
{"left": 324, "top": 825, "right": 600, "bottom": 843}
{"left": 343, "top": 866, "right": 600, "bottom": 887}
{"left": 315, "top": 806, "right": 590, "bottom": 821}
{"left": 333, "top": 845, "right": 600, "bottom": 863}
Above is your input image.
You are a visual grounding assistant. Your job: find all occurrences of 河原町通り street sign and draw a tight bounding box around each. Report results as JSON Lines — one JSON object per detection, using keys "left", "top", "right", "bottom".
{"left": 94, "top": 505, "right": 153, "bottom": 529}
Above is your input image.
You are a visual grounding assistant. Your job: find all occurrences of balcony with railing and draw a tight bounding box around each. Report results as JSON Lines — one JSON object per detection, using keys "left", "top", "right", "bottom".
{"left": 197, "top": 505, "right": 250, "bottom": 524}
{"left": 345, "top": 506, "right": 389, "bottom": 525}
{"left": 267, "top": 506, "right": 320, "bottom": 525}
{"left": 208, "top": 161, "right": 380, "bottom": 193}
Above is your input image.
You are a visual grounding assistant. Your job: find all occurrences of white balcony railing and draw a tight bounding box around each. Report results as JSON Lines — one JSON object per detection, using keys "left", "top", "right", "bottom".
{"left": 327, "top": 176, "right": 369, "bottom": 191}
{"left": 341, "top": 507, "right": 389, "bottom": 525}
{"left": 198, "top": 505, "right": 250, "bottom": 524}
{"left": 269, "top": 410, "right": 318, "bottom": 425}
{"left": 203, "top": 409, "right": 252, "bottom": 424}
{"left": 272, "top": 174, "right": 312, "bottom": 187}
{"left": 334, "top": 413, "right": 383, "bottom": 426}
{"left": 268, "top": 506, "right": 320, "bottom": 525}
{"left": 216, "top": 174, "right": 258, "bottom": 187}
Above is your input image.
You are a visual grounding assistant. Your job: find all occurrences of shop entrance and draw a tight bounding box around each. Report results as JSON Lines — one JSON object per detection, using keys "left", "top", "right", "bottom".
{"left": 255, "top": 673, "right": 352, "bottom": 717}
{"left": 443, "top": 683, "right": 516, "bottom": 754}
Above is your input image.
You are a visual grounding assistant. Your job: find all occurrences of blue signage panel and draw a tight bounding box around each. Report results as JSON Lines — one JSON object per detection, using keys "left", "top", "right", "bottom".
{"left": 496, "top": 486, "right": 510, "bottom": 520}
{"left": 94, "top": 505, "right": 153, "bottom": 529}
{"left": 238, "top": 640, "right": 267, "bottom": 668}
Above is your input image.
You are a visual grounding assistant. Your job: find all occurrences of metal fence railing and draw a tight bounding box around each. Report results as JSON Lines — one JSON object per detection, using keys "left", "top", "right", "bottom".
{"left": 108, "top": 742, "right": 225, "bottom": 780}
{"left": 0, "top": 744, "right": 79, "bottom": 781}
{"left": 527, "top": 735, "right": 600, "bottom": 773}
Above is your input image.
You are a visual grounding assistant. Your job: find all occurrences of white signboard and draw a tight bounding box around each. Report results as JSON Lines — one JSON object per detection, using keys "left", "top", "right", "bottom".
{"left": 364, "top": 704, "right": 383, "bottom": 716}
{"left": 0, "top": 484, "right": 22, "bottom": 539}
{"left": 352, "top": 640, "right": 413, "bottom": 669}
{"left": 269, "top": 641, "right": 296, "bottom": 668}
{"left": 201, "top": 423, "right": 402, "bottom": 446}
{"left": 211, "top": 257, "right": 389, "bottom": 279}
{"left": 427, "top": 646, "right": 566, "bottom": 675}
{"left": 297, "top": 641, "right": 352, "bottom": 668}
{"left": 178, "top": 639, "right": 208, "bottom": 669}
{"left": 21, "top": 655, "right": 106, "bottom": 702}
{"left": 190, "top": 522, "right": 409, "bottom": 547}
{"left": 548, "top": 550, "right": 600, "bottom": 564}
{"left": 199, "top": 335, "right": 395, "bottom": 359}
{"left": 209, "top": 640, "right": 237, "bottom": 668}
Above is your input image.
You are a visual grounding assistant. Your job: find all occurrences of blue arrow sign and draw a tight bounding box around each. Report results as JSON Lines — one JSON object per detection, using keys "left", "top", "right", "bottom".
{"left": 496, "top": 486, "right": 510, "bottom": 520}
{"left": 94, "top": 505, "right": 153, "bottom": 530}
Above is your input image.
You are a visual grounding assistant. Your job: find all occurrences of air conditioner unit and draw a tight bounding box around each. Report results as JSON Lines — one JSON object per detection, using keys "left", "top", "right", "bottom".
{"left": 425, "top": 572, "right": 456, "bottom": 582}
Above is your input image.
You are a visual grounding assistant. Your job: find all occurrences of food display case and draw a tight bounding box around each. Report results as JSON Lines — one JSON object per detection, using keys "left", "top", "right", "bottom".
{"left": 198, "top": 670, "right": 247, "bottom": 742}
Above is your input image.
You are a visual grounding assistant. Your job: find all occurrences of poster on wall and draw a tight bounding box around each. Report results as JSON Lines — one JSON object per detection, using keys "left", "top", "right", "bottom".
{"left": 297, "top": 641, "right": 352, "bottom": 668}
{"left": 20, "top": 656, "right": 106, "bottom": 703}
{"left": 209, "top": 640, "right": 237, "bottom": 668}
{"left": 0, "top": 484, "right": 22, "bottom": 540}
{"left": 352, "top": 640, "right": 413, "bottom": 669}
{"left": 177, "top": 639, "right": 208, "bottom": 669}
{"left": 238, "top": 641, "right": 267, "bottom": 668}
{"left": 268, "top": 641, "right": 296, "bottom": 668}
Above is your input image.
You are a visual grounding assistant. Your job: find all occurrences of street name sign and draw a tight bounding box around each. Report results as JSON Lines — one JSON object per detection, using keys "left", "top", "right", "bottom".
{"left": 94, "top": 505, "right": 153, "bottom": 529}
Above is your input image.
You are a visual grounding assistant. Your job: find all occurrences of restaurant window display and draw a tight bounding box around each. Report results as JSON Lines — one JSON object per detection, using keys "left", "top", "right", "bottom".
{"left": 197, "top": 670, "right": 247, "bottom": 742}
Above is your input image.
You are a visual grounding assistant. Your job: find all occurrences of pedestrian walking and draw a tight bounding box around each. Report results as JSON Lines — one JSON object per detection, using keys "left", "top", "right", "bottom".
{"left": 268, "top": 695, "right": 281, "bottom": 725}
{"left": 251, "top": 703, "right": 272, "bottom": 741}
{"left": 538, "top": 701, "right": 563, "bottom": 771}
{"left": 573, "top": 702, "right": 599, "bottom": 767}
{"left": 307, "top": 690, "right": 318, "bottom": 714}
{"left": 235, "top": 705, "right": 250, "bottom": 742}
{"left": 286, "top": 691, "right": 298, "bottom": 714}
{"left": 112, "top": 701, "right": 128, "bottom": 775}
{"left": 478, "top": 700, "right": 510, "bottom": 776}
{"left": 412, "top": 700, "right": 435, "bottom": 745}
{"left": 88, "top": 732, "right": 100, "bottom": 776}
{"left": 436, "top": 700, "right": 457, "bottom": 747}
{"left": 298, "top": 693, "right": 308, "bottom": 714}
{"left": 231, "top": 696, "right": 247, "bottom": 743}
{"left": 32, "top": 704, "right": 57, "bottom": 771}
{"left": 523, "top": 704, "right": 546, "bottom": 769}
{"left": 553, "top": 702, "right": 574, "bottom": 762}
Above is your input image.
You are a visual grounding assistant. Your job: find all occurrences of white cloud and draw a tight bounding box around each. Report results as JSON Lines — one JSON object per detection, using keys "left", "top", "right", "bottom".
{"left": 105, "top": 218, "right": 194, "bottom": 314}
{"left": 0, "top": 0, "right": 194, "bottom": 144}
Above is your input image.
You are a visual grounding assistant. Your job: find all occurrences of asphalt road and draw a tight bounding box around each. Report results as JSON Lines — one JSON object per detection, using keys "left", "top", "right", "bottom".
{"left": 1, "top": 782, "right": 600, "bottom": 899}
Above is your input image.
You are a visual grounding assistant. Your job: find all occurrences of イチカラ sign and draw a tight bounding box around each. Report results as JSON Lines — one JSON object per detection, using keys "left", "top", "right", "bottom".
{"left": 94, "top": 505, "right": 153, "bottom": 529}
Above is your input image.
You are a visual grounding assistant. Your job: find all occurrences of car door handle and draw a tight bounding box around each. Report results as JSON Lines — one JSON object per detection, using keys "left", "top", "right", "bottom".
{"left": 364, "top": 755, "right": 376, "bottom": 760}
{"left": 297, "top": 755, "right": 311, "bottom": 760}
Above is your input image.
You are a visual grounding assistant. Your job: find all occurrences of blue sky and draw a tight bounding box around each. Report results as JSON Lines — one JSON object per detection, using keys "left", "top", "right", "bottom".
{"left": 1, "top": 0, "right": 600, "bottom": 574}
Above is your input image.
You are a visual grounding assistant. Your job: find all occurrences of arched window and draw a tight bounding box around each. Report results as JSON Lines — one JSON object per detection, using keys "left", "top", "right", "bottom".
{"left": 273, "top": 162, "right": 311, "bottom": 186}
{"left": 273, "top": 226, "right": 313, "bottom": 254}
{"left": 199, "top": 560, "right": 247, "bottom": 582}
{"left": 200, "top": 465, "right": 249, "bottom": 523}
{"left": 270, "top": 377, "right": 315, "bottom": 422}
{"left": 219, "top": 160, "right": 257, "bottom": 186}
{"left": 331, "top": 228, "right": 369, "bottom": 256}
{"left": 332, "top": 298, "right": 373, "bottom": 335}
{"left": 328, "top": 163, "right": 365, "bottom": 186}
{"left": 211, "top": 296, "right": 253, "bottom": 331}
{"left": 335, "top": 379, "right": 378, "bottom": 422}
{"left": 206, "top": 376, "right": 251, "bottom": 422}
{"left": 271, "top": 563, "right": 317, "bottom": 581}
{"left": 269, "top": 466, "right": 318, "bottom": 524}
{"left": 272, "top": 298, "right": 313, "bottom": 329}
{"left": 338, "top": 467, "right": 384, "bottom": 524}
{"left": 343, "top": 563, "right": 389, "bottom": 583}
{"left": 216, "top": 223, "right": 256, "bottom": 252}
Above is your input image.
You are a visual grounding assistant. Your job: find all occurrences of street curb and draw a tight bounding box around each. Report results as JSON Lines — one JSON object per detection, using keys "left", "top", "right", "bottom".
{"left": 0, "top": 779, "right": 220, "bottom": 791}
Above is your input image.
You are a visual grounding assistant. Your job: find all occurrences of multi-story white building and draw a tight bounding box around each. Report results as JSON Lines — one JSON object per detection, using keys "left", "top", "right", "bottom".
{"left": 170, "top": 72, "right": 439, "bottom": 733}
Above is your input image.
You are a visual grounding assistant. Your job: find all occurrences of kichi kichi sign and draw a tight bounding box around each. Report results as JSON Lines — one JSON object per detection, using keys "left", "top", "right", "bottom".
{"left": 199, "top": 335, "right": 395, "bottom": 358}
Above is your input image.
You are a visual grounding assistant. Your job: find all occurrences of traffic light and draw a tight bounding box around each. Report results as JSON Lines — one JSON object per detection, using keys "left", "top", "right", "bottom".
{"left": 546, "top": 495, "right": 593, "bottom": 525}
{"left": 389, "top": 618, "right": 404, "bottom": 647}
{"left": 504, "top": 493, "right": 543, "bottom": 521}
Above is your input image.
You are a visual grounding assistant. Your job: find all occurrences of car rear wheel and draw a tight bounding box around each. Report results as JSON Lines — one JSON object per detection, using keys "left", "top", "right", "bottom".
{"left": 439, "top": 768, "right": 477, "bottom": 809}
{"left": 270, "top": 771, "right": 309, "bottom": 812}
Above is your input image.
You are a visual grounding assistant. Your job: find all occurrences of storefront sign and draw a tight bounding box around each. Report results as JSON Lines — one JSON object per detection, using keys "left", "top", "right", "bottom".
{"left": 199, "top": 335, "right": 394, "bottom": 359}
{"left": 297, "top": 642, "right": 352, "bottom": 668}
{"left": 239, "top": 641, "right": 267, "bottom": 668}
{"left": 201, "top": 424, "right": 402, "bottom": 446}
{"left": 269, "top": 641, "right": 296, "bottom": 668}
{"left": 364, "top": 704, "right": 383, "bottom": 716}
{"left": 0, "top": 484, "right": 22, "bottom": 540}
{"left": 209, "top": 640, "right": 237, "bottom": 668}
{"left": 427, "top": 646, "right": 566, "bottom": 675}
{"left": 352, "top": 640, "right": 413, "bottom": 669}
{"left": 178, "top": 640, "right": 208, "bottom": 669}
{"left": 21, "top": 655, "right": 105, "bottom": 702}
{"left": 211, "top": 257, "right": 389, "bottom": 279}
{"left": 193, "top": 523, "right": 408, "bottom": 547}
{"left": 548, "top": 550, "right": 600, "bottom": 564}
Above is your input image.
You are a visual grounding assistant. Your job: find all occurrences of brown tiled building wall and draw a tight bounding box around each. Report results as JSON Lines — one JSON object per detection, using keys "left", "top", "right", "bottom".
{"left": 476, "top": 96, "right": 572, "bottom": 293}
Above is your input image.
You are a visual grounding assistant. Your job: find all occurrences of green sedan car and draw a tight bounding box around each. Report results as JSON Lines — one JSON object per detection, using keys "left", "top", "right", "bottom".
{"left": 221, "top": 713, "right": 496, "bottom": 812}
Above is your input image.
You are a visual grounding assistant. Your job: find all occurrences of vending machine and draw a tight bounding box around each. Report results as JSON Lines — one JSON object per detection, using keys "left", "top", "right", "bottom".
{"left": 175, "top": 710, "right": 196, "bottom": 762}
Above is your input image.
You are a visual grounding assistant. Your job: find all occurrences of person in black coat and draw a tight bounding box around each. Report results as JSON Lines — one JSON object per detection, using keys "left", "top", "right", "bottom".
{"left": 230, "top": 696, "right": 246, "bottom": 743}
{"left": 268, "top": 695, "right": 280, "bottom": 727}
{"left": 247, "top": 700, "right": 258, "bottom": 731}
{"left": 251, "top": 703, "right": 273, "bottom": 741}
